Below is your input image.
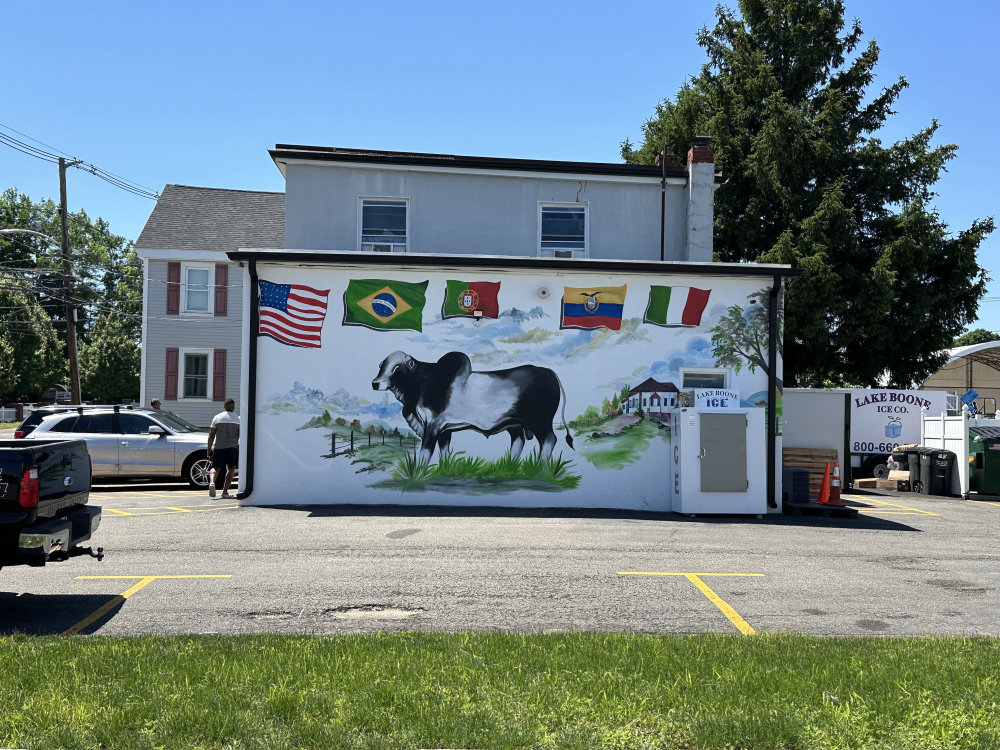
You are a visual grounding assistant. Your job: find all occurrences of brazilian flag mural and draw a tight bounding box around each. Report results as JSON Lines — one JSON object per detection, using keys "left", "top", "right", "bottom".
{"left": 343, "top": 279, "right": 428, "bottom": 332}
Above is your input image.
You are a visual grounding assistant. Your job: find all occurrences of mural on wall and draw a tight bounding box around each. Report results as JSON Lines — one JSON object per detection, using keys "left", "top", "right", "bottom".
{"left": 708, "top": 285, "right": 784, "bottom": 425}
{"left": 252, "top": 267, "right": 781, "bottom": 507}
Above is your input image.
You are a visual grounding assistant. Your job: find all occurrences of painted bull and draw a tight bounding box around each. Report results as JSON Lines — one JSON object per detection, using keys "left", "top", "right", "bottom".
{"left": 372, "top": 350, "right": 574, "bottom": 462}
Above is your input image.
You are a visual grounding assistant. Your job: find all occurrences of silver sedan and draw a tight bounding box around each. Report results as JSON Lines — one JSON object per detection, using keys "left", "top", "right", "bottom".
{"left": 25, "top": 408, "right": 213, "bottom": 487}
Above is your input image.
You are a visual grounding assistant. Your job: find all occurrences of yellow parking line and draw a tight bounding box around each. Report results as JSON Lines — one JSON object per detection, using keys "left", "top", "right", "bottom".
{"left": 619, "top": 572, "right": 765, "bottom": 577}
{"left": 91, "top": 492, "right": 204, "bottom": 500}
{"left": 619, "top": 572, "right": 762, "bottom": 635}
{"left": 969, "top": 498, "right": 1000, "bottom": 508}
{"left": 65, "top": 575, "right": 231, "bottom": 635}
{"left": 101, "top": 504, "right": 238, "bottom": 517}
{"left": 856, "top": 497, "right": 939, "bottom": 516}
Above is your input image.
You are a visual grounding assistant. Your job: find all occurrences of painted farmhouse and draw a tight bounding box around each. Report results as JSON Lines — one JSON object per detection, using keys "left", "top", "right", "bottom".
{"left": 623, "top": 377, "right": 680, "bottom": 416}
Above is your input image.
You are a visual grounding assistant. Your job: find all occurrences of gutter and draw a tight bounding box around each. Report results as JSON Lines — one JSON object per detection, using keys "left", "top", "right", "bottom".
{"left": 237, "top": 259, "right": 260, "bottom": 501}
{"left": 767, "top": 275, "right": 781, "bottom": 508}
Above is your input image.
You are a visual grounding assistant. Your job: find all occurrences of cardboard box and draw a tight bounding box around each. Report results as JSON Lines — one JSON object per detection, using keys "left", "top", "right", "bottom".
{"left": 875, "top": 479, "right": 910, "bottom": 491}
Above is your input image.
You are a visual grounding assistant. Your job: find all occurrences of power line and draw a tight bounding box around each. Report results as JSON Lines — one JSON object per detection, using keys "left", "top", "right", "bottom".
{"left": 0, "top": 124, "right": 159, "bottom": 200}
{"left": 0, "top": 122, "right": 74, "bottom": 158}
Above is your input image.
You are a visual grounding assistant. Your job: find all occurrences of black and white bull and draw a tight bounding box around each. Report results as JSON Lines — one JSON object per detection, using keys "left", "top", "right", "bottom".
{"left": 372, "top": 350, "right": 574, "bottom": 462}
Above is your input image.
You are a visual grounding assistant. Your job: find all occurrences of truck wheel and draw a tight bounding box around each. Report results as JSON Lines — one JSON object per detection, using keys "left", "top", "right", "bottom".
{"left": 871, "top": 462, "right": 889, "bottom": 480}
{"left": 184, "top": 452, "right": 213, "bottom": 489}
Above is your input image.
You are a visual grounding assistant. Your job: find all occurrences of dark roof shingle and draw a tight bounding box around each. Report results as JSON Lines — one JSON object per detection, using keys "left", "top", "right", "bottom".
{"left": 136, "top": 184, "right": 284, "bottom": 252}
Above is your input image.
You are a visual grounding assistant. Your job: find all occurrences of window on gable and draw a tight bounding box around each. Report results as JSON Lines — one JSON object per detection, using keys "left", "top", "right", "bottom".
{"left": 184, "top": 266, "right": 211, "bottom": 313}
{"left": 540, "top": 204, "right": 587, "bottom": 258}
{"left": 182, "top": 352, "right": 210, "bottom": 399}
{"left": 361, "top": 198, "right": 407, "bottom": 252}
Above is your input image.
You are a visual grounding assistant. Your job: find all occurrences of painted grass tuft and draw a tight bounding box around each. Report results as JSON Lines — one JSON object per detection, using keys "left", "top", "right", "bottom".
{"left": 387, "top": 449, "right": 581, "bottom": 492}
{"left": 1, "top": 633, "right": 999, "bottom": 749}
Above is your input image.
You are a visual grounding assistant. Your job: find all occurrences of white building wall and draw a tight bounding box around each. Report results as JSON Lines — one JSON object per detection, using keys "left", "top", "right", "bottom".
{"left": 284, "top": 163, "right": 688, "bottom": 261}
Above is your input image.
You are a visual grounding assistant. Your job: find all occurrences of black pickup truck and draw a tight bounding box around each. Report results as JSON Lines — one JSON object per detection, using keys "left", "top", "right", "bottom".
{"left": 0, "top": 438, "right": 103, "bottom": 570}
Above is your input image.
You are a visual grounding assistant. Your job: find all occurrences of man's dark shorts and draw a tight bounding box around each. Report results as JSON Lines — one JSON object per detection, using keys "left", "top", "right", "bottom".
{"left": 211, "top": 446, "right": 239, "bottom": 471}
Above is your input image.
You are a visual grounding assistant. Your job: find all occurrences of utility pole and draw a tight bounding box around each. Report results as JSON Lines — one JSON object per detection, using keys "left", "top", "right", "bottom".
{"left": 59, "top": 156, "right": 83, "bottom": 404}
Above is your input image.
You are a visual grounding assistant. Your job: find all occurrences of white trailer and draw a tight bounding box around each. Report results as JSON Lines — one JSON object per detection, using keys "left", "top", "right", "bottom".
{"left": 232, "top": 251, "right": 795, "bottom": 513}
{"left": 784, "top": 388, "right": 950, "bottom": 480}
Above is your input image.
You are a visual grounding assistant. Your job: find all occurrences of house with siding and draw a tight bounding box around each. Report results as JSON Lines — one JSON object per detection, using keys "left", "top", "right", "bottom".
{"left": 135, "top": 141, "right": 718, "bottom": 423}
{"left": 135, "top": 185, "right": 284, "bottom": 425}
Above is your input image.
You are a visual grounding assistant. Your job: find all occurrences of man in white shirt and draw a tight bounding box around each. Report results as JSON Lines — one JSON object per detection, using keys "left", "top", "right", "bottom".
{"left": 207, "top": 398, "right": 240, "bottom": 498}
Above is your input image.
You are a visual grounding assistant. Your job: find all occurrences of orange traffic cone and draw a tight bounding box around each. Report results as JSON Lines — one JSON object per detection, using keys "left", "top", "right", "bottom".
{"left": 828, "top": 461, "right": 843, "bottom": 506}
{"left": 817, "top": 462, "right": 831, "bottom": 505}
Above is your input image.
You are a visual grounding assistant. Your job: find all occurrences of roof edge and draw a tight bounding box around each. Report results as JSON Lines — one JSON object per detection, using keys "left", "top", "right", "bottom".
{"left": 227, "top": 249, "right": 798, "bottom": 278}
{"left": 269, "top": 144, "right": 696, "bottom": 180}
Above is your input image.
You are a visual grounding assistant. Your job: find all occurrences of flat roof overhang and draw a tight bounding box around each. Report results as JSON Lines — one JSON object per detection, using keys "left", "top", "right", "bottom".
{"left": 228, "top": 249, "right": 799, "bottom": 279}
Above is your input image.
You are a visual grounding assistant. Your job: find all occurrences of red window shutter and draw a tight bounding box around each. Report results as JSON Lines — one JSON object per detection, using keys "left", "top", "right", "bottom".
{"left": 165, "top": 348, "right": 179, "bottom": 400}
{"left": 214, "top": 263, "right": 228, "bottom": 316}
{"left": 213, "top": 349, "right": 227, "bottom": 401}
{"left": 166, "top": 262, "right": 181, "bottom": 315}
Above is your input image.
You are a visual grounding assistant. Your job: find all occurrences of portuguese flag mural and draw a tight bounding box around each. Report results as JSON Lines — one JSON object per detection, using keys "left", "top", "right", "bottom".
{"left": 441, "top": 280, "right": 501, "bottom": 319}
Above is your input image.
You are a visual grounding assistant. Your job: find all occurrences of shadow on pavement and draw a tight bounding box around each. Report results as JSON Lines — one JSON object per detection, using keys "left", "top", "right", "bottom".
{"left": 0, "top": 591, "right": 123, "bottom": 635}
{"left": 254, "top": 502, "right": 922, "bottom": 531}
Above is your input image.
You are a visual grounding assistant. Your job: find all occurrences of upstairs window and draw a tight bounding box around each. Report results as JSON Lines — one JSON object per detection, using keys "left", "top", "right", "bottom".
{"left": 184, "top": 266, "right": 211, "bottom": 313}
{"left": 540, "top": 203, "right": 587, "bottom": 258}
{"left": 361, "top": 198, "right": 408, "bottom": 252}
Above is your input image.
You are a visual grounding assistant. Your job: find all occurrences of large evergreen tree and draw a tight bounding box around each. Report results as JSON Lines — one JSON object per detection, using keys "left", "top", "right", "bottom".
{"left": 622, "top": 0, "right": 993, "bottom": 387}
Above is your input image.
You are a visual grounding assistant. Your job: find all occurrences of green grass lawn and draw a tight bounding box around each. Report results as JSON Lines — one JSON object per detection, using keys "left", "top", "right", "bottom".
{"left": 0, "top": 420, "right": 18, "bottom": 430}
{"left": 2, "top": 632, "right": 998, "bottom": 749}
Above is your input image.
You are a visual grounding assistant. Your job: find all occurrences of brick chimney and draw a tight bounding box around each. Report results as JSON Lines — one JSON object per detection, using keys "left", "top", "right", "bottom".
{"left": 654, "top": 149, "right": 680, "bottom": 168}
{"left": 686, "top": 135, "right": 715, "bottom": 262}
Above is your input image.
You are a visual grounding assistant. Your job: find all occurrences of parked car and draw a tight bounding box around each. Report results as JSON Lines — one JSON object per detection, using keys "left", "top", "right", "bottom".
{"left": 23, "top": 407, "right": 213, "bottom": 488}
{"left": 0, "top": 437, "right": 103, "bottom": 570}
{"left": 13, "top": 404, "right": 203, "bottom": 439}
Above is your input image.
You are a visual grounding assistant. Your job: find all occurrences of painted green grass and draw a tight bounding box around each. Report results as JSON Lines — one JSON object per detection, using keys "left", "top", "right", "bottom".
{"left": 1, "top": 632, "right": 999, "bottom": 749}
{"left": 378, "top": 450, "right": 581, "bottom": 493}
{"left": 579, "top": 417, "right": 670, "bottom": 470}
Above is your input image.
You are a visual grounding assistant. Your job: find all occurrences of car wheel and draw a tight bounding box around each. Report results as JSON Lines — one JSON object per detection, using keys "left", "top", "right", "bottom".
{"left": 184, "top": 452, "right": 213, "bottom": 489}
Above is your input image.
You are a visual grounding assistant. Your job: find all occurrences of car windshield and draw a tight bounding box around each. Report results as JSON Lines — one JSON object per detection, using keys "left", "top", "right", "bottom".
{"left": 152, "top": 410, "right": 204, "bottom": 433}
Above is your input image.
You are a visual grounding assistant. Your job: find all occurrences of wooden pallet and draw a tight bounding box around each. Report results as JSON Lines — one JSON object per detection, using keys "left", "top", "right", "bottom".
{"left": 782, "top": 447, "right": 839, "bottom": 497}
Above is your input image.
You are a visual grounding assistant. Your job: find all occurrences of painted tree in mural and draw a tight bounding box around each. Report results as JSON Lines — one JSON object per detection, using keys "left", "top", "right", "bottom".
{"left": 710, "top": 288, "right": 782, "bottom": 377}
{"left": 621, "top": 0, "right": 992, "bottom": 388}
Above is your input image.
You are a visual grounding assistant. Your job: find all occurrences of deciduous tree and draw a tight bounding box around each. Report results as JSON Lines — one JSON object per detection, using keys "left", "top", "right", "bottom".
{"left": 953, "top": 329, "right": 999, "bottom": 347}
{"left": 1, "top": 187, "right": 140, "bottom": 400}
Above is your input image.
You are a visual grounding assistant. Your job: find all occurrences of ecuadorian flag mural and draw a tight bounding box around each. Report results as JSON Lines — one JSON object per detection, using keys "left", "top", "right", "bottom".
{"left": 560, "top": 285, "right": 627, "bottom": 330}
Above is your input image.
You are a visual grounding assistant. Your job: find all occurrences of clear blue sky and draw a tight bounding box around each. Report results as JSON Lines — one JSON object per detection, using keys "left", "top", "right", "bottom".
{"left": 2, "top": 1, "right": 996, "bottom": 333}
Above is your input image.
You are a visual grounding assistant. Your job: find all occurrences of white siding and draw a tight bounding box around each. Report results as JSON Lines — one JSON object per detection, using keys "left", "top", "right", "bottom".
{"left": 285, "top": 164, "right": 684, "bottom": 260}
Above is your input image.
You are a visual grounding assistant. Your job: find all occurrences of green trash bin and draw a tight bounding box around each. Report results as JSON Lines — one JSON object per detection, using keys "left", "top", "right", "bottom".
{"left": 928, "top": 450, "right": 955, "bottom": 496}
{"left": 915, "top": 448, "right": 935, "bottom": 494}
{"left": 969, "top": 427, "right": 1000, "bottom": 494}
{"left": 902, "top": 446, "right": 923, "bottom": 492}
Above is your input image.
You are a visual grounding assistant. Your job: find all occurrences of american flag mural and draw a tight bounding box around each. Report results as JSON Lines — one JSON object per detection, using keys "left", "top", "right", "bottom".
{"left": 258, "top": 279, "right": 330, "bottom": 348}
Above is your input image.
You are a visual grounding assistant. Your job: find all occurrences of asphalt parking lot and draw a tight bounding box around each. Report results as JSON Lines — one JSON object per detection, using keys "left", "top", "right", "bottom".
{"left": 2, "top": 483, "right": 999, "bottom": 637}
